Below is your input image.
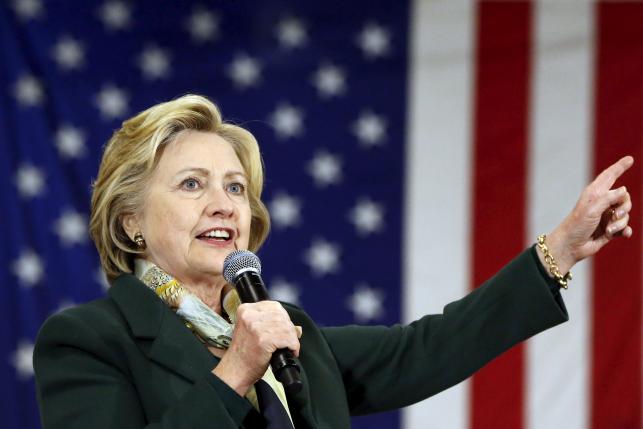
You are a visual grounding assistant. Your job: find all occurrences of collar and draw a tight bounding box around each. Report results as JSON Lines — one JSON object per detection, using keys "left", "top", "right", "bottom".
{"left": 108, "top": 271, "right": 308, "bottom": 425}
{"left": 131, "top": 259, "right": 292, "bottom": 421}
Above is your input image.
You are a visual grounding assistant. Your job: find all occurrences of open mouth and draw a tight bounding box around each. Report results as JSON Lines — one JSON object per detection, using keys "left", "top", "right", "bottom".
{"left": 197, "top": 228, "right": 235, "bottom": 243}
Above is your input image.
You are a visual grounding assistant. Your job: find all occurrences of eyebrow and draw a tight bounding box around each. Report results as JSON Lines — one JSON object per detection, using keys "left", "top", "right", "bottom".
{"left": 173, "top": 167, "right": 247, "bottom": 180}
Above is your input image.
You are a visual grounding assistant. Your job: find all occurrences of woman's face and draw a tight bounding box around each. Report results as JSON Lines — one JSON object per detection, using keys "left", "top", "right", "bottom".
{"left": 125, "top": 131, "right": 251, "bottom": 284}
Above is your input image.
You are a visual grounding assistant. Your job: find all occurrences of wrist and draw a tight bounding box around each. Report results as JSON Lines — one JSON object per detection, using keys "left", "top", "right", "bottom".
{"left": 536, "top": 232, "right": 574, "bottom": 289}
{"left": 212, "top": 359, "right": 253, "bottom": 397}
{"left": 544, "top": 229, "right": 575, "bottom": 275}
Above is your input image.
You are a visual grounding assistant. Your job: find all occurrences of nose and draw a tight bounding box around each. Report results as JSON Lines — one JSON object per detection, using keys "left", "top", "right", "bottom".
{"left": 204, "top": 186, "right": 234, "bottom": 218}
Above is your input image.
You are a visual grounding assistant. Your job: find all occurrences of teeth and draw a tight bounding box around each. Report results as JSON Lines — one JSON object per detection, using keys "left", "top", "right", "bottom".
{"left": 204, "top": 229, "right": 230, "bottom": 239}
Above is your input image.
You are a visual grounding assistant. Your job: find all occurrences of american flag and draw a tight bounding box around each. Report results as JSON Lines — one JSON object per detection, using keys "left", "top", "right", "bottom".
{"left": 1, "top": 1, "right": 641, "bottom": 429}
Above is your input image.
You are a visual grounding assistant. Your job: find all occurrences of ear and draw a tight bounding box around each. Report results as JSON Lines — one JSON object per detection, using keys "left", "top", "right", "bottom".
{"left": 121, "top": 213, "right": 141, "bottom": 241}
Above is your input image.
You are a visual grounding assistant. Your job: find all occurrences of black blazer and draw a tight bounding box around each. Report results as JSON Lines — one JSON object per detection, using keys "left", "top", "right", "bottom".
{"left": 34, "top": 249, "right": 568, "bottom": 428}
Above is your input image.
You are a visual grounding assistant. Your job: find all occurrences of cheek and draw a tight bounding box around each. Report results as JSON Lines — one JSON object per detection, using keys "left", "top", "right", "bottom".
{"left": 239, "top": 203, "right": 253, "bottom": 246}
{"left": 148, "top": 208, "right": 192, "bottom": 246}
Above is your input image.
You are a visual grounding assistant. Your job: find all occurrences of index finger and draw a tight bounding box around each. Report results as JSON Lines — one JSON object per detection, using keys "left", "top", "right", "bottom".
{"left": 593, "top": 156, "right": 634, "bottom": 191}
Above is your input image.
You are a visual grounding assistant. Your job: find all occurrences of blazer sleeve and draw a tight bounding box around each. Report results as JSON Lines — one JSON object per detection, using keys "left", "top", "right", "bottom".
{"left": 33, "top": 308, "right": 253, "bottom": 429}
{"left": 320, "top": 248, "right": 569, "bottom": 415}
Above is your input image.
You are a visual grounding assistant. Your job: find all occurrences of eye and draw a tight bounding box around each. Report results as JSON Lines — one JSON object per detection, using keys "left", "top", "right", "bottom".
{"left": 227, "top": 182, "right": 246, "bottom": 194}
{"left": 181, "top": 177, "right": 202, "bottom": 191}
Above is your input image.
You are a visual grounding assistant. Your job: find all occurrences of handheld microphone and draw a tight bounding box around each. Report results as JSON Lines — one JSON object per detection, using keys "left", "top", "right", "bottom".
{"left": 223, "top": 250, "right": 303, "bottom": 394}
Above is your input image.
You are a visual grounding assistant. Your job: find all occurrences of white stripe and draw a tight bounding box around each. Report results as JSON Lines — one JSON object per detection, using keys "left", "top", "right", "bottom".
{"left": 527, "top": 2, "right": 594, "bottom": 429}
{"left": 403, "top": 1, "right": 474, "bottom": 428}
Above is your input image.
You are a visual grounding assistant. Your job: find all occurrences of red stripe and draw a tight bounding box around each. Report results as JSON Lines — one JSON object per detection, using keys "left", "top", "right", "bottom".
{"left": 592, "top": 3, "right": 643, "bottom": 429}
{"left": 470, "top": 2, "right": 532, "bottom": 429}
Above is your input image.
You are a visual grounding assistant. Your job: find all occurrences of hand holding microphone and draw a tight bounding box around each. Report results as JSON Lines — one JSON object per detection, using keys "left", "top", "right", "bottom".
{"left": 213, "top": 250, "right": 303, "bottom": 395}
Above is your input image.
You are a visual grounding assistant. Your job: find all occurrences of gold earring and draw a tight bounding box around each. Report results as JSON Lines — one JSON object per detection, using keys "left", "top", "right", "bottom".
{"left": 134, "top": 232, "right": 146, "bottom": 249}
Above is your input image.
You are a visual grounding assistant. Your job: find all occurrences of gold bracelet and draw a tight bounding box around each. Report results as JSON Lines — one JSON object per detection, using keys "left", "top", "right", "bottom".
{"left": 536, "top": 234, "right": 572, "bottom": 289}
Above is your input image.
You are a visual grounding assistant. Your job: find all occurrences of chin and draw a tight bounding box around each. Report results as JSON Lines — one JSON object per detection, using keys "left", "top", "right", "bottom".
{"left": 199, "top": 257, "right": 224, "bottom": 272}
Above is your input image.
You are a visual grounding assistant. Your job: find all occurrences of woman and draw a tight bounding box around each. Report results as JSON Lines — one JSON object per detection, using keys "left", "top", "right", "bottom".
{"left": 34, "top": 94, "right": 634, "bottom": 428}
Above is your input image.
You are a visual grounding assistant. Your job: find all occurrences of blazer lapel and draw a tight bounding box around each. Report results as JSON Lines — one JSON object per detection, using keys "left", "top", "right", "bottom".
{"left": 109, "top": 274, "right": 218, "bottom": 383}
{"left": 110, "top": 275, "right": 316, "bottom": 427}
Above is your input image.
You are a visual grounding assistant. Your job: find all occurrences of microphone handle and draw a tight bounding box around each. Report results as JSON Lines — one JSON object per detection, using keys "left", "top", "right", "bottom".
{"left": 234, "top": 271, "right": 303, "bottom": 394}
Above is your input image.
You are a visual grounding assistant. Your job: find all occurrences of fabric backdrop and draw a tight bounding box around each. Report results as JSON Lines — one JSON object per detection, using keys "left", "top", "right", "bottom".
{"left": 1, "top": 1, "right": 641, "bottom": 429}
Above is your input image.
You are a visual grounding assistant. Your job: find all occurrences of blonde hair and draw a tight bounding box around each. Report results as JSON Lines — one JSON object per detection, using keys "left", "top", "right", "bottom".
{"left": 90, "top": 94, "right": 270, "bottom": 283}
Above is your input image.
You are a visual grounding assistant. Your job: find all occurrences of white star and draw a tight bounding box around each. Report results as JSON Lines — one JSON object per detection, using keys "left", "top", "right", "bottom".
{"left": 269, "top": 103, "right": 304, "bottom": 139}
{"left": 54, "top": 210, "right": 88, "bottom": 246}
{"left": 98, "top": 1, "right": 132, "bottom": 30}
{"left": 352, "top": 111, "right": 387, "bottom": 147}
{"left": 312, "top": 64, "right": 347, "bottom": 99}
{"left": 347, "top": 284, "right": 384, "bottom": 323}
{"left": 185, "top": 8, "right": 219, "bottom": 43}
{"left": 13, "top": 74, "right": 44, "bottom": 107}
{"left": 11, "top": 340, "right": 34, "bottom": 379}
{"left": 51, "top": 36, "right": 85, "bottom": 70}
{"left": 307, "top": 151, "right": 342, "bottom": 187}
{"left": 15, "top": 164, "right": 45, "bottom": 198}
{"left": 12, "top": 250, "right": 44, "bottom": 287}
{"left": 55, "top": 125, "right": 87, "bottom": 159}
{"left": 55, "top": 299, "right": 76, "bottom": 313}
{"left": 269, "top": 192, "right": 302, "bottom": 228}
{"left": 95, "top": 267, "right": 110, "bottom": 291}
{"left": 268, "top": 278, "right": 301, "bottom": 305}
{"left": 356, "top": 23, "right": 391, "bottom": 59}
{"left": 227, "top": 54, "right": 262, "bottom": 89}
{"left": 11, "top": 0, "right": 43, "bottom": 20}
{"left": 304, "top": 239, "right": 341, "bottom": 277}
{"left": 138, "top": 46, "right": 171, "bottom": 80}
{"left": 349, "top": 199, "right": 384, "bottom": 235}
{"left": 276, "top": 17, "right": 307, "bottom": 49}
{"left": 95, "top": 85, "right": 129, "bottom": 120}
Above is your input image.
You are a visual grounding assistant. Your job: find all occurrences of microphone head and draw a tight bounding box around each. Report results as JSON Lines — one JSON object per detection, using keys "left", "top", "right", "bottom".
{"left": 223, "top": 250, "right": 262, "bottom": 283}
